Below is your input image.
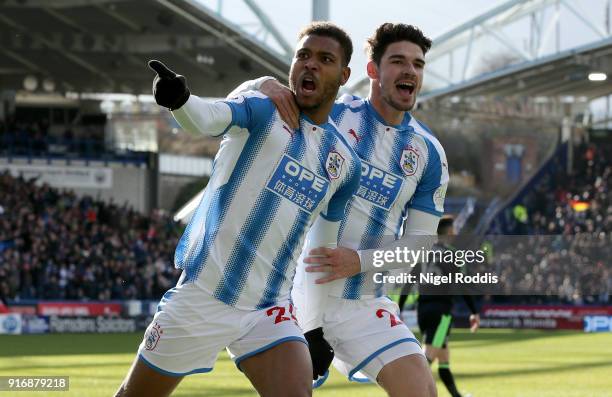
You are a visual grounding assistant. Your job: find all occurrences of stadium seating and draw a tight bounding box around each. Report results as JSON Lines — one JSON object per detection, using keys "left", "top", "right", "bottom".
{"left": 483, "top": 143, "right": 611, "bottom": 304}
{"left": 0, "top": 172, "right": 181, "bottom": 302}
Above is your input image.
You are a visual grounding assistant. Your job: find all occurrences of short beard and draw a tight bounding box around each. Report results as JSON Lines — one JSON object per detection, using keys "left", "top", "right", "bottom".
{"left": 295, "top": 75, "right": 341, "bottom": 111}
{"left": 382, "top": 90, "right": 414, "bottom": 112}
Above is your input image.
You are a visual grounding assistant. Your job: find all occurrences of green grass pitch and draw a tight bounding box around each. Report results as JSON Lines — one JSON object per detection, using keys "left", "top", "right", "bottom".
{"left": 1, "top": 329, "right": 611, "bottom": 396}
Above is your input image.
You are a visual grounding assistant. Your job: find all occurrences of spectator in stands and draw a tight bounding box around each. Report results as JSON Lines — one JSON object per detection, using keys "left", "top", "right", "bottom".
{"left": 0, "top": 172, "right": 182, "bottom": 303}
{"left": 485, "top": 142, "right": 611, "bottom": 304}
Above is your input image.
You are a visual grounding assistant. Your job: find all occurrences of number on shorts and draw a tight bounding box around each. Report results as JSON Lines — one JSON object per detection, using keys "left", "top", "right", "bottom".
{"left": 288, "top": 303, "right": 298, "bottom": 322}
{"left": 376, "top": 308, "right": 403, "bottom": 327}
{"left": 266, "top": 306, "right": 290, "bottom": 324}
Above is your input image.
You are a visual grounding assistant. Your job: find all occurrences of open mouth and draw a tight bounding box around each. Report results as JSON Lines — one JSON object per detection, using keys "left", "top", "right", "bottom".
{"left": 301, "top": 76, "right": 317, "bottom": 93}
{"left": 396, "top": 81, "right": 416, "bottom": 95}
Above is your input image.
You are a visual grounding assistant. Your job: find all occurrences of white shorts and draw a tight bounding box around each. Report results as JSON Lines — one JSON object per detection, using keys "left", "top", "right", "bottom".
{"left": 138, "top": 281, "right": 306, "bottom": 376}
{"left": 293, "top": 289, "right": 423, "bottom": 383}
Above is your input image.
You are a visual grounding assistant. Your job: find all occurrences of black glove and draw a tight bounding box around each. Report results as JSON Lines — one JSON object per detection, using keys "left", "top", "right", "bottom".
{"left": 304, "top": 327, "right": 334, "bottom": 380}
{"left": 148, "top": 60, "right": 190, "bottom": 110}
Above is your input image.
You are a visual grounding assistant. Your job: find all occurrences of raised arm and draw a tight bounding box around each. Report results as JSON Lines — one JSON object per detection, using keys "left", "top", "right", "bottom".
{"left": 149, "top": 60, "right": 233, "bottom": 136}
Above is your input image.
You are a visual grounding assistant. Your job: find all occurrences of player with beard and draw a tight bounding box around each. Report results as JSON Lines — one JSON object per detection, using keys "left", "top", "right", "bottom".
{"left": 227, "top": 23, "right": 445, "bottom": 397}
{"left": 115, "top": 22, "right": 361, "bottom": 397}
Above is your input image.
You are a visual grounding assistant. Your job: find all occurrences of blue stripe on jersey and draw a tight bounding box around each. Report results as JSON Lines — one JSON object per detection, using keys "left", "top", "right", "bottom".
{"left": 343, "top": 206, "right": 385, "bottom": 299}
{"left": 214, "top": 190, "right": 282, "bottom": 305}
{"left": 337, "top": 196, "right": 354, "bottom": 242}
{"left": 214, "top": 130, "right": 306, "bottom": 306}
{"left": 330, "top": 98, "right": 365, "bottom": 126}
{"left": 181, "top": 119, "right": 272, "bottom": 283}
{"left": 174, "top": 188, "right": 210, "bottom": 272}
{"left": 377, "top": 132, "right": 416, "bottom": 299}
{"left": 353, "top": 109, "right": 378, "bottom": 160}
{"left": 342, "top": 272, "right": 366, "bottom": 300}
{"left": 315, "top": 127, "right": 337, "bottom": 181}
{"left": 256, "top": 209, "right": 310, "bottom": 308}
{"left": 408, "top": 137, "right": 444, "bottom": 216}
{"left": 255, "top": 132, "right": 308, "bottom": 308}
{"left": 343, "top": 128, "right": 414, "bottom": 299}
{"left": 341, "top": 110, "right": 378, "bottom": 299}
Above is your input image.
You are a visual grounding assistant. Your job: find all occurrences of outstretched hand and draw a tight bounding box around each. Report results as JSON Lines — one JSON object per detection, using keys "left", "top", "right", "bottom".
{"left": 148, "top": 60, "right": 190, "bottom": 110}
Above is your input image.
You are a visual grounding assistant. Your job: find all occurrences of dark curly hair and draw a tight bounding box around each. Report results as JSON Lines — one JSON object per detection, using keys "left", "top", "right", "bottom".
{"left": 366, "top": 23, "right": 432, "bottom": 64}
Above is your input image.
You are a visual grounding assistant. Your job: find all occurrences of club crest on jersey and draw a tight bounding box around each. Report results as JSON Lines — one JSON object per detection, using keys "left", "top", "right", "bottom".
{"left": 400, "top": 146, "right": 419, "bottom": 176}
{"left": 145, "top": 322, "right": 163, "bottom": 351}
{"left": 325, "top": 151, "right": 345, "bottom": 180}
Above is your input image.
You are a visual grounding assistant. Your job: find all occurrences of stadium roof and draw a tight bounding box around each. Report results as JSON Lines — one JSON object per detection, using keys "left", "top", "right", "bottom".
{"left": 421, "top": 37, "right": 612, "bottom": 102}
{"left": 0, "top": 0, "right": 291, "bottom": 96}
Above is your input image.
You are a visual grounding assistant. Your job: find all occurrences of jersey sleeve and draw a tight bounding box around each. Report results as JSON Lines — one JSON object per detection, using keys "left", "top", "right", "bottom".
{"left": 320, "top": 154, "right": 361, "bottom": 222}
{"left": 300, "top": 216, "right": 341, "bottom": 331}
{"left": 220, "top": 92, "right": 277, "bottom": 136}
{"left": 172, "top": 95, "right": 233, "bottom": 137}
{"left": 408, "top": 138, "right": 449, "bottom": 217}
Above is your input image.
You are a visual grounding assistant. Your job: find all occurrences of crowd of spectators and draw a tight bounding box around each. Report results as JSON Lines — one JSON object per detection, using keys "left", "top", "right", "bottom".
{"left": 1, "top": 138, "right": 609, "bottom": 305}
{"left": 485, "top": 142, "right": 611, "bottom": 304}
{"left": 0, "top": 172, "right": 182, "bottom": 302}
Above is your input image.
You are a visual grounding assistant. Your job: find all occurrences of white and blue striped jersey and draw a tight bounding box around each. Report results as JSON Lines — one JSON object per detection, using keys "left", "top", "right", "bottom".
{"left": 324, "top": 94, "right": 449, "bottom": 300}
{"left": 173, "top": 92, "right": 361, "bottom": 310}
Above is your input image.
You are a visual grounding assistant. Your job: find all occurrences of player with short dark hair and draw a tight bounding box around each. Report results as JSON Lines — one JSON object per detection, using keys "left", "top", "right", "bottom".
{"left": 114, "top": 22, "right": 361, "bottom": 397}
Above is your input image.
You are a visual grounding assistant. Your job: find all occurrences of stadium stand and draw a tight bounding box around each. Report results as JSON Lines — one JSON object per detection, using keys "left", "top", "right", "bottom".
{"left": 0, "top": 171, "right": 181, "bottom": 302}
{"left": 483, "top": 142, "right": 611, "bottom": 304}
{"left": 1, "top": 138, "right": 608, "bottom": 305}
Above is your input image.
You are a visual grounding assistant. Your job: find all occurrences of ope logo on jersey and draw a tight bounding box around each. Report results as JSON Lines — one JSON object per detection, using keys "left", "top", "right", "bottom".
{"left": 400, "top": 145, "right": 419, "bottom": 176}
{"left": 357, "top": 161, "right": 403, "bottom": 210}
{"left": 266, "top": 154, "right": 329, "bottom": 213}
